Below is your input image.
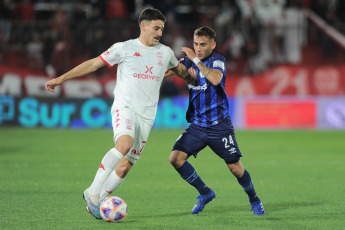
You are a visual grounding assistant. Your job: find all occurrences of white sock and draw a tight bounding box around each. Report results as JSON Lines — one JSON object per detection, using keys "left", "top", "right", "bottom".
{"left": 100, "top": 171, "right": 125, "bottom": 201}
{"left": 88, "top": 148, "right": 123, "bottom": 198}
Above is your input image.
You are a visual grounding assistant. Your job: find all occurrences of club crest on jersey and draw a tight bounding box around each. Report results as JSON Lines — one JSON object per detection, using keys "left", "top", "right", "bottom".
{"left": 133, "top": 52, "right": 142, "bottom": 57}
{"left": 157, "top": 52, "right": 163, "bottom": 66}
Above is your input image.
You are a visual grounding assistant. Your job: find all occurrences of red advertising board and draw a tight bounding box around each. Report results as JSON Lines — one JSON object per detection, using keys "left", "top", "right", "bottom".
{"left": 1, "top": 64, "right": 345, "bottom": 97}
{"left": 225, "top": 65, "right": 345, "bottom": 96}
{"left": 245, "top": 100, "right": 316, "bottom": 128}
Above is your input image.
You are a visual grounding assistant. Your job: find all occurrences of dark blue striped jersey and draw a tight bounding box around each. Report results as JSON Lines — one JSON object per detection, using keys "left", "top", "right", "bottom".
{"left": 180, "top": 52, "right": 230, "bottom": 127}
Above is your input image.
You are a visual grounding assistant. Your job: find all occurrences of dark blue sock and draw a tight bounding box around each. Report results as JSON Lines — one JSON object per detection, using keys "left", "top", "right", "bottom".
{"left": 176, "top": 161, "right": 210, "bottom": 195}
{"left": 237, "top": 170, "right": 259, "bottom": 203}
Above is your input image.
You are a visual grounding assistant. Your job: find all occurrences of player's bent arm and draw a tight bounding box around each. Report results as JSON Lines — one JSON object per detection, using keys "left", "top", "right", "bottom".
{"left": 164, "top": 70, "right": 175, "bottom": 78}
{"left": 195, "top": 62, "right": 222, "bottom": 86}
{"left": 171, "top": 63, "right": 196, "bottom": 85}
{"left": 45, "top": 57, "right": 105, "bottom": 92}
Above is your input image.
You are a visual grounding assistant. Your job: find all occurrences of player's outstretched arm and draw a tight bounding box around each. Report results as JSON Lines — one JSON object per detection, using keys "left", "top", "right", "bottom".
{"left": 180, "top": 47, "right": 222, "bottom": 86}
{"left": 170, "top": 63, "right": 196, "bottom": 85}
{"left": 45, "top": 57, "right": 105, "bottom": 93}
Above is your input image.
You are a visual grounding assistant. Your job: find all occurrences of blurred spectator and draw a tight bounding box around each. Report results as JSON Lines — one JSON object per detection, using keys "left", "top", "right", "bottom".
{"left": 26, "top": 32, "right": 43, "bottom": 68}
{"left": 177, "top": 2, "right": 201, "bottom": 23}
{"left": 42, "top": 29, "right": 60, "bottom": 76}
{"left": 170, "top": 27, "right": 189, "bottom": 59}
{"left": 13, "top": 0, "right": 34, "bottom": 22}
{"left": 242, "top": 16, "right": 261, "bottom": 74}
{"left": 90, "top": 27, "right": 106, "bottom": 76}
{"left": 255, "top": 0, "right": 286, "bottom": 68}
{"left": 310, "top": 0, "right": 337, "bottom": 58}
{"left": 158, "top": 0, "right": 177, "bottom": 27}
{"left": 0, "top": 0, "right": 12, "bottom": 46}
{"left": 70, "top": 1, "right": 88, "bottom": 57}
{"left": 106, "top": 0, "right": 127, "bottom": 19}
{"left": 284, "top": 0, "right": 305, "bottom": 64}
{"left": 1, "top": 0, "right": 343, "bottom": 79}
{"left": 50, "top": 39, "right": 67, "bottom": 76}
{"left": 215, "top": 0, "right": 237, "bottom": 41}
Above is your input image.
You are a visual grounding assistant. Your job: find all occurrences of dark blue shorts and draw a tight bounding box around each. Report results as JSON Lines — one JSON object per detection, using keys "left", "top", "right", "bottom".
{"left": 172, "top": 117, "right": 242, "bottom": 164}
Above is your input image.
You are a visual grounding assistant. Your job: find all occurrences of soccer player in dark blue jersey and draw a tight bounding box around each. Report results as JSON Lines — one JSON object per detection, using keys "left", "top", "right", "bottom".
{"left": 169, "top": 26, "right": 265, "bottom": 215}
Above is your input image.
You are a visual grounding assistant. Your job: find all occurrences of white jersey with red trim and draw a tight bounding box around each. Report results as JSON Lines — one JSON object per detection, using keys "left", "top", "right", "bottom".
{"left": 100, "top": 38, "right": 179, "bottom": 125}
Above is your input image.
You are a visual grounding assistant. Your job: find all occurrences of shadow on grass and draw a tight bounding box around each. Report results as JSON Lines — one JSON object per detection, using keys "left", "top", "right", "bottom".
{"left": 119, "top": 200, "right": 326, "bottom": 223}
{"left": 174, "top": 200, "right": 323, "bottom": 217}
{"left": 0, "top": 146, "right": 24, "bottom": 155}
{"left": 265, "top": 201, "right": 322, "bottom": 212}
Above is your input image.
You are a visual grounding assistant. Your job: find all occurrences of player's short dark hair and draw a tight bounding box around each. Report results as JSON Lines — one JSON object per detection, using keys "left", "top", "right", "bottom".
{"left": 194, "top": 26, "right": 216, "bottom": 40}
{"left": 138, "top": 8, "right": 166, "bottom": 24}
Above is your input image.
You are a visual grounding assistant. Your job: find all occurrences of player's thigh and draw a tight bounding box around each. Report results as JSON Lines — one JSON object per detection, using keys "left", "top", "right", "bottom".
{"left": 172, "top": 124, "right": 207, "bottom": 158}
{"left": 111, "top": 107, "right": 136, "bottom": 145}
{"left": 125, "top": 117, "right": 152, "bottom": 164}
{"left": 115, "top": 135, "right": 134, "bottom": 154}
{"left": 207, "top": 125, "right": 242, "bottom": 164}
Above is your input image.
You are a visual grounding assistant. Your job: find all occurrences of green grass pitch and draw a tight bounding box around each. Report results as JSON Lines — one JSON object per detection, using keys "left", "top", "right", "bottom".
{"left": 0, "top": 128, "right": 344, "bottom": 230}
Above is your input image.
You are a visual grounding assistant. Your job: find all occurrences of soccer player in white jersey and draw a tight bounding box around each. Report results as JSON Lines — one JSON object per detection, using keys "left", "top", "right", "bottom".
{"left": 45, "top": 8, "right": 193, "bottom": 219}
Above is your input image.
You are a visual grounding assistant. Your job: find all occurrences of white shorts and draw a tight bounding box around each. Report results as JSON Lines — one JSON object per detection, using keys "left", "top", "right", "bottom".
{"left": 111, "top": 106, "right": 152, "bottom": 164}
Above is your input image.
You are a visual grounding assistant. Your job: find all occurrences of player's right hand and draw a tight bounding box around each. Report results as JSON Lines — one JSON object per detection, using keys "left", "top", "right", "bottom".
{"left": 45, "top": 78, "right": 62, "bottom": 93}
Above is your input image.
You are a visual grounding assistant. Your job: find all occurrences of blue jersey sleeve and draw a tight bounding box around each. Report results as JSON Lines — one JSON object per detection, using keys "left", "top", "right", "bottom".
{"left": 179, "top": 57, "right": 192, "bottom": 69}
{"left": 210, "top": 55, "right": 226, "bottom": 78}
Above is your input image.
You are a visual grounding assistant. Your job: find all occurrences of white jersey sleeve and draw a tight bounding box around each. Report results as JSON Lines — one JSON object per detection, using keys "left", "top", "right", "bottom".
{"left": 99, "top": 42, "right": 126, "bottom": 67}
{"left": 166, "top": 48, "right": 179, "bottom": 70}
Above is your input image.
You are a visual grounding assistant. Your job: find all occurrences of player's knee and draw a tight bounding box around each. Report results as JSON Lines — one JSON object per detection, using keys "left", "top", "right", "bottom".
{"left": 115, "top": 142, "right": 133, "bottom": 155}
{"left": 169, "top": 151, "right": 186, "bottom": 168}
{"left": 228, "top": 162, "right": 244, "bottom": 178}
{"left": 169, "top": 152, "right": 178, "bottom": 167}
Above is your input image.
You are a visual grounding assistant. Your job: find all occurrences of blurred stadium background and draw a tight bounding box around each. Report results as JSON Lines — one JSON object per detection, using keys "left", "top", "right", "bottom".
{"left": 0, "top": 0, "right": 345, "bottom": 129}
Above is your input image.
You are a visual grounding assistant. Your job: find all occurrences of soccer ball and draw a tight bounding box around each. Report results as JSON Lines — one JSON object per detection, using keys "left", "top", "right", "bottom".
{"left": 100, "top": 196, "right": 128, "bottom": 222}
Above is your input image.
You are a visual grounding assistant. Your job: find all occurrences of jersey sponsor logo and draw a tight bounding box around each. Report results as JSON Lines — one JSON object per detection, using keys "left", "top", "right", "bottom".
{"left": 133, "top": 52, "right": 142, "bottom": 57}
{"left": 102, "top": 51, "right": 109, "bottom": 56}
{"left": 133, "top": 73, "right": 160, "bottom": 81}
{"left": 213, "top": 60, "right": 225, "bottom": 70}
{"left": 133, "top": 66, "right": 160, "bottom": 81}
{"left": 188, "top": 82, "right": 208, "bottom": 91}
{"left": 157, "top": 52, "right": 163, "bottom": 66}
{"left": 145, "top": 66, "right": 153, "bottom": 74}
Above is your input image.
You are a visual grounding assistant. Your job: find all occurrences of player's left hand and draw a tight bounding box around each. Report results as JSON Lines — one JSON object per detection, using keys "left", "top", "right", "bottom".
{"left": 188, "top": 67, "right": 196, "bottom": 78}
{"left": 181, "top": 47, "right": 196, "bottom": 61}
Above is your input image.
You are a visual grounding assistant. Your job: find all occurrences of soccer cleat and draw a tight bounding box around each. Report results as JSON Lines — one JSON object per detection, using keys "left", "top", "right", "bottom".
{"left": 250, "top": 200, "right": 265, "bottom": 215}
{"left": 192, "top": 189, "right": 216, "bottom": 214}
{"left": 83, "top": 189, "right": 102, "bottom": 219}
